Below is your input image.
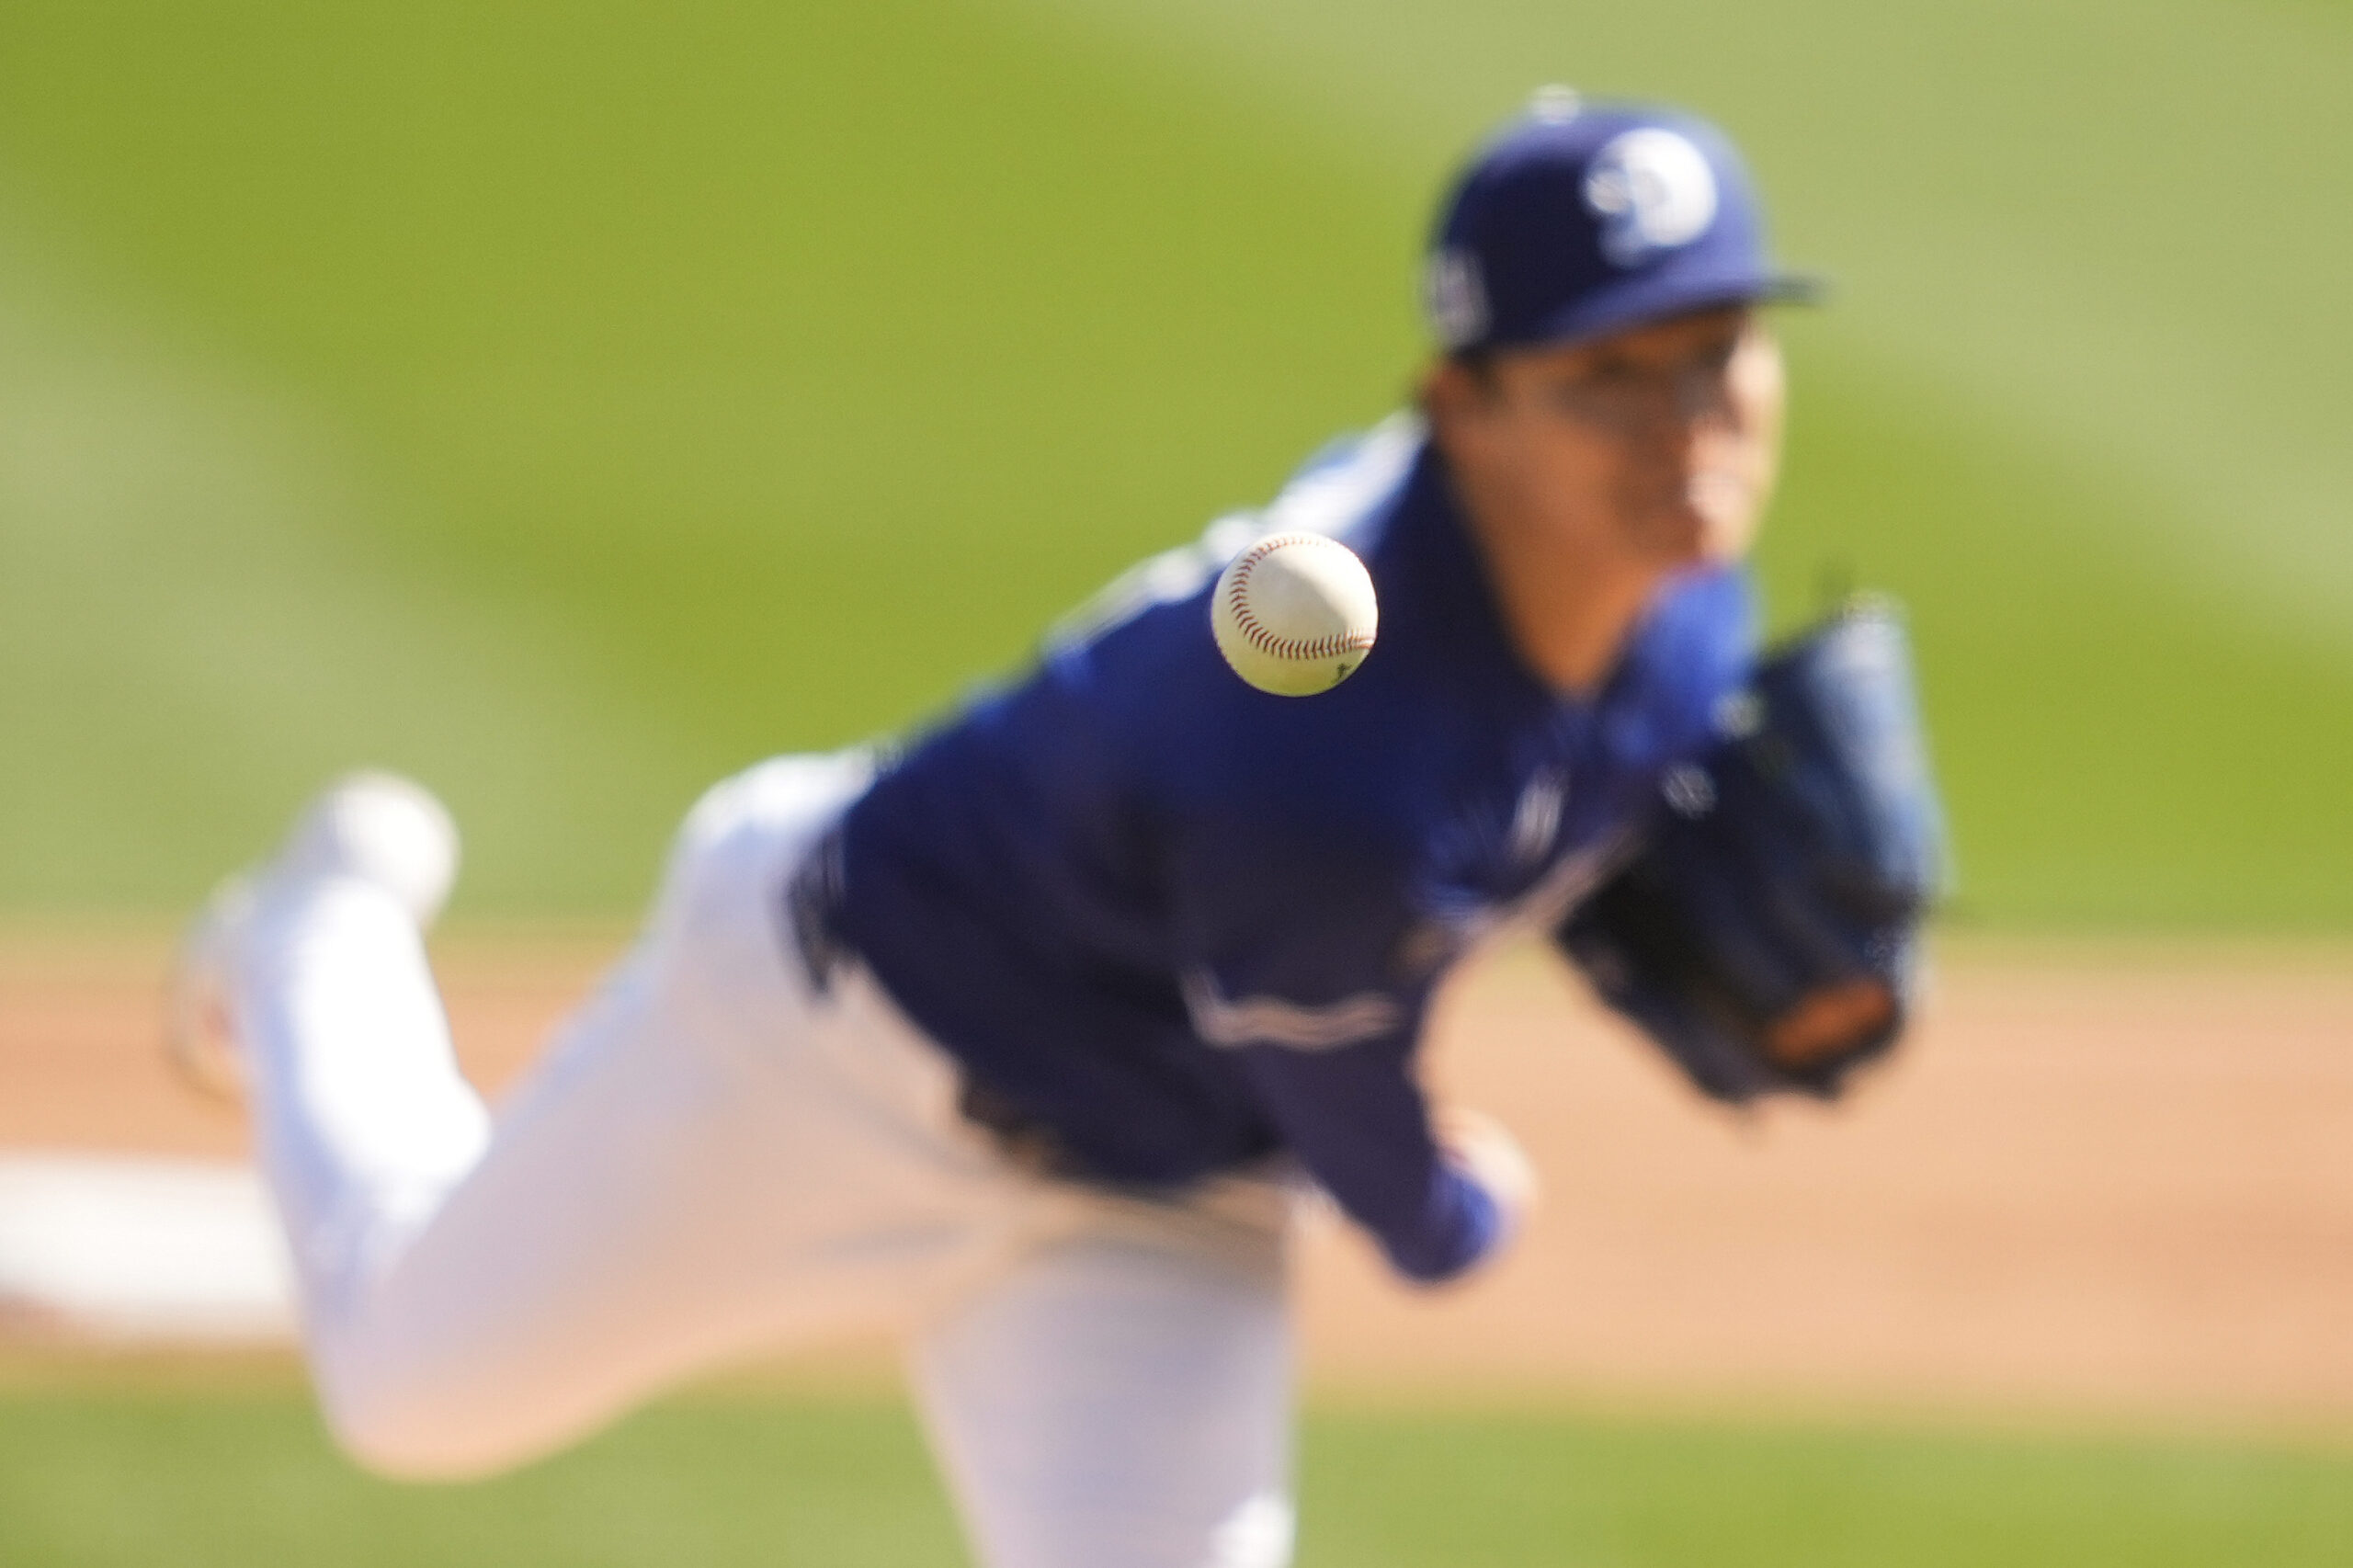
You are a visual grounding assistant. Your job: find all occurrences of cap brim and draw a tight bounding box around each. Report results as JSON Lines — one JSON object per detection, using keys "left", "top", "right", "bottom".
{"left": 1757, "top": 270, "right": 1827, "bottom": 306}
{"left": 1502, "top": 267, "right": 1826, "bottom": 352}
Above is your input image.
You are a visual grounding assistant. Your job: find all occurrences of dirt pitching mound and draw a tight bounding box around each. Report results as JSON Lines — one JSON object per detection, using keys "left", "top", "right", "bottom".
{"left": 4, "top": 932, "right": 2347, "bottom": 1426}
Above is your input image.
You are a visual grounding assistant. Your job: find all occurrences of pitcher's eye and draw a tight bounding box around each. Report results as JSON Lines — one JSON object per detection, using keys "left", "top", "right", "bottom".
{"left": 1682, "top": 336, "right": 1741, "bottom": 378}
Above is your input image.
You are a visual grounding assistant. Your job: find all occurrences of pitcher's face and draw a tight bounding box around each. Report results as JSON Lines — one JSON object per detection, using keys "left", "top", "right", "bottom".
{"left": 1430, "top": 306, "right": 1786, "bottom": 574}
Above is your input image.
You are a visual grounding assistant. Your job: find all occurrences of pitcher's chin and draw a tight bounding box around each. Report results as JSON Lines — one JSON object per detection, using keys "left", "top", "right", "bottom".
{"left": 1688, "top": 475, "right": 1762, "bottom": 565}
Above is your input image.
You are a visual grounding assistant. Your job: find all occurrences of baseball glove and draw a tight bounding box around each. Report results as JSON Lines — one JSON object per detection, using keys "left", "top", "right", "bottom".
{"left": 1553, "top": 597, "right": 1945, "bottom": 1103}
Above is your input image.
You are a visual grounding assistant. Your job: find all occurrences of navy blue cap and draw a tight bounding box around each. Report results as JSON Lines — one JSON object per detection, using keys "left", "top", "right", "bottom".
{"left": 1426, "top": 88, "right": 1818, "bottom": 355}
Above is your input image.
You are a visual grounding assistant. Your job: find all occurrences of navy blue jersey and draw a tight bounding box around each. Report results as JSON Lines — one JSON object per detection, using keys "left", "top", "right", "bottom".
{"left": 835, "top": 418, "right": 1755, "bottom": 1280}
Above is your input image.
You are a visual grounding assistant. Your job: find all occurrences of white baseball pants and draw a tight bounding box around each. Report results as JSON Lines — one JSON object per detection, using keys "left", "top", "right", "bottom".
{"left": 230, "top": 755, "right": 1298, "bottom": 1568}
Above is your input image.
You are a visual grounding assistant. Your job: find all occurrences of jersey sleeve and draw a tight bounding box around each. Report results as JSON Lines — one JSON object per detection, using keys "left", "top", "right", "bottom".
{"left": 1167, "top": 817, "right": 1507, "bottom": 1283}
{"left": 1226, "top": 1033, "right": 1507, "bottom": 1282}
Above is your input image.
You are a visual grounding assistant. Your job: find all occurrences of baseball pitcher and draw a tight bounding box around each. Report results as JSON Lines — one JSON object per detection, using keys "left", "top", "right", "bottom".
{"left": 171, "top": 90, "right": 1942, "bottom": 1568}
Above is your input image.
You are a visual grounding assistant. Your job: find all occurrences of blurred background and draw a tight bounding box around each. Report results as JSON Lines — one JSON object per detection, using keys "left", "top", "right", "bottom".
{"left": 2, "top": 1, "right": 2350, "bottom": 1563}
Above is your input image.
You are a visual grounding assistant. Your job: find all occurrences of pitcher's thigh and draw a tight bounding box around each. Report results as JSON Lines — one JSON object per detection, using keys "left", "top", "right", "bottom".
{"left": 910, "top": 1209, "right": 1295, "bottom": 1568}
{"left": 312, "top": 964, "right": 868, "bottom": 1479}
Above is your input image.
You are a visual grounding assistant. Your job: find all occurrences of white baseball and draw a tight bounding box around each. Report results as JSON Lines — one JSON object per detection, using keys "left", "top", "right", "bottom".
{"left": 1209, "top": 532, "right": 1379, "bottom": 697}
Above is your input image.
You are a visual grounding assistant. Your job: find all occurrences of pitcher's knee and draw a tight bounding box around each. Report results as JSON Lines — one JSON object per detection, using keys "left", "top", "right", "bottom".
{"left": 315, "top": 1358, "right": 526, "bottom": 1483}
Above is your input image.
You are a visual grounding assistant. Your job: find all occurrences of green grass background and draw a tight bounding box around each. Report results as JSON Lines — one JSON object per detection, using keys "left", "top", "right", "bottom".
{"left": 0, "top": 0, "right": 2348, "bottom": 925}
{"left": 3, "top": 1391, "right": 2349, "bottom": 1568}
{"left": 5, "top": 8, "right": 2349, "bottom": 1557}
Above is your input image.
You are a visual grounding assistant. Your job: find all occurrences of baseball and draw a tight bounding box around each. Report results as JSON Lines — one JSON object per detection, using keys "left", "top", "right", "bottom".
{"left": 1209, "top": 532, "right": 1379, "bottom": 697}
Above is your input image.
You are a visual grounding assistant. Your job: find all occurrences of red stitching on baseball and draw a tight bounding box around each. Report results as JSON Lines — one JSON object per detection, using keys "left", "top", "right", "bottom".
{"left": 1227, "top": 535, "right": 1376, "bottom": 664}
